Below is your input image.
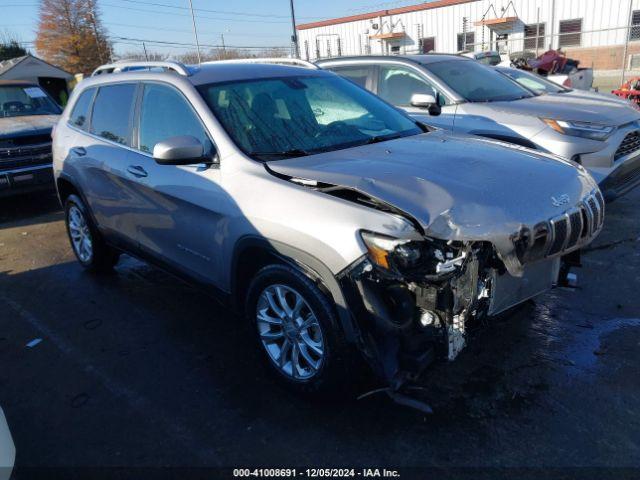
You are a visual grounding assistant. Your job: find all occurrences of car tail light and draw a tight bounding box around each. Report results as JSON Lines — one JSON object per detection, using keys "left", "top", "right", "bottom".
{"left": 563, "top": 77, "right": 573, "bottom": 88}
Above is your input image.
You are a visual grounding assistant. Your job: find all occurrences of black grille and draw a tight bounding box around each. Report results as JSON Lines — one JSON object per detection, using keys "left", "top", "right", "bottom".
{"left": 608, "top": 164, "right": 640, "bottom": 192}
{"left": 567, "top": 211, "right": 582, "bottom": 248}
{"left": 580, "top": 206, "right": 590, "bottom": 238}
{"left": 588, "top": 197, "right": 600, "bottom": 229}
{"left": 549, "top": 217, "right": 568, "bottom": 255}
{"left": 0, "top": 134, "right": 51, "bottom": 148}
{"left": 615, "top": 131, "right": 640, "bottom": 161}
{"left": 0, "top": 143, "right": 52, "bottom": 172}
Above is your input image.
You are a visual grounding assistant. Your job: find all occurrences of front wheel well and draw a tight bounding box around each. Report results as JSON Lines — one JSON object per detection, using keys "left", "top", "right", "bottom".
{"left": 232, "top": 244, "right": 334, "bottom": 316}
{"left": 56, "top": 177, "right": 80, "bottom": 204}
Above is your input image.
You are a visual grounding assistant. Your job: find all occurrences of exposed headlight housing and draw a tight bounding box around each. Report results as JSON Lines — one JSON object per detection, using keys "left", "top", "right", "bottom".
{"left": 542, "top": 118, "right": 616, "bottom": 141}
{"left": 359, "top": 231, "right": 467, "bottom": 278}
{"left": 360, "top": 231, "right": 423, "bottom": 272}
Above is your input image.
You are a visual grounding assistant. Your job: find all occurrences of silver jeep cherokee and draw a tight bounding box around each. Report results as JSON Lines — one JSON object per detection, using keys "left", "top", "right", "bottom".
{"left": 53, "top": 59, "right": 603, "bottom": 396}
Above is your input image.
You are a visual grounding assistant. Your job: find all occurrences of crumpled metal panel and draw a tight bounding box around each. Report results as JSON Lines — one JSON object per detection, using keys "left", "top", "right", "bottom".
{"left": 267, "top": 130, "right": 599, "bottom": 276}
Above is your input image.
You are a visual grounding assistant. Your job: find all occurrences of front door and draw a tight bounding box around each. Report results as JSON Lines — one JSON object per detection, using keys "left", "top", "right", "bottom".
{"left": 126, "top": 82, "right": 226, "bottom": 285}
{"left": 375, "top": 64, "right": 456, "bottom": 130}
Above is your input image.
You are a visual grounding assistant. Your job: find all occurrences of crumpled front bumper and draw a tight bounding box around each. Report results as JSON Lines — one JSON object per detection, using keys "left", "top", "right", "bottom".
{"left": 337, "top": 250, "right": 561, "bottom": 389}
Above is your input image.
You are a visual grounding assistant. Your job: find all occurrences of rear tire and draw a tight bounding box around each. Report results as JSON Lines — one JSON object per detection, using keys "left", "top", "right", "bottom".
{"left": 246, "top": 264, "right": 349, "bottom": 394}
{"left": 64, "top": 194, "right": 119, "bottom": 273}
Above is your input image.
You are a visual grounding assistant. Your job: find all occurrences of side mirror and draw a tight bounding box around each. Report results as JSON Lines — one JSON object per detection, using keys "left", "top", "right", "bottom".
{"left": 153, "top": 135, "right": 211, "bottom": 165}
{"left": 410, "top": 93, "right": 442, "bottom": 117}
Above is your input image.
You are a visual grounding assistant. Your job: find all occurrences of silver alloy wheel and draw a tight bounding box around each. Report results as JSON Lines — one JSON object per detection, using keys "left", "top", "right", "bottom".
{"left": 68, "top": 205, "right": 93, "bottom": 263}
{"left": 256, "top": 284, "right": 325, "bottom": 380}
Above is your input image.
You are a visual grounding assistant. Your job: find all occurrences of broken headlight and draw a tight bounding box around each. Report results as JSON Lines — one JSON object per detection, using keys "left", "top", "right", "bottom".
{"left": 360, "top": 231, "right": 423, "bottom": 273}
{"left": 360, "top": 231, "right": 468, "bottom": 278}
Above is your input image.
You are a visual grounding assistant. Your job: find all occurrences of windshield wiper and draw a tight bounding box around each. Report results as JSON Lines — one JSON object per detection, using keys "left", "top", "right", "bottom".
{"left": 249, "top": 148, "right": 310, "bottom": 159}
{"left": 364, "top": 133, "right": 404, "bottom": 145}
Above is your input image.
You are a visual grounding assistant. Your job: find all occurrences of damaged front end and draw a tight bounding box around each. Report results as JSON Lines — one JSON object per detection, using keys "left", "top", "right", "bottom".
{"left": 338, "top": 231, "right": 546, "bottom": 391}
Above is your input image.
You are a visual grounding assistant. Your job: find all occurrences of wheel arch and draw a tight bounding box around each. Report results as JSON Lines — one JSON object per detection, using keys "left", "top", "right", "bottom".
{"left": 231, "top": 236, "right": 358, "bottom": 342}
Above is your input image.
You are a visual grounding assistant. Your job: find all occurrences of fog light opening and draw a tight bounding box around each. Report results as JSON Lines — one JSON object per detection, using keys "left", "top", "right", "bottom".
{"left": 419, "top": 309, "right": 439, "bottom": 327}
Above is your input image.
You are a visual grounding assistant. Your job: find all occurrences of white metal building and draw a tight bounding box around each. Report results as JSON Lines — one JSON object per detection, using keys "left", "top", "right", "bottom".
{"left": 296, "top": 0, "right": 640, "bottom": 71}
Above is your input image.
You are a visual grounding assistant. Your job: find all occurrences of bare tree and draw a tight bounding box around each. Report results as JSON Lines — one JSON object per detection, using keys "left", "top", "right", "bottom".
{"left": 0, "top": 30, "right": 27, "bottom": 61}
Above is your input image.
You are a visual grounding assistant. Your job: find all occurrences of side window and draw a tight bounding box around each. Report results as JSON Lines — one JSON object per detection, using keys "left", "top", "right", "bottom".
{"left": 90, "top": 84, "right": 136, "bottom": 145}
{"left": 69, "top": 88, "right": 94, "bottom": 130}
{"left": 378, "top": 65, "right": 447, "bottom": 107}
{"left": 329, "top": 66, "right": 371, "bottom": 90}
{"left": 138, "top": 84, "right": 212, "bottom": 155}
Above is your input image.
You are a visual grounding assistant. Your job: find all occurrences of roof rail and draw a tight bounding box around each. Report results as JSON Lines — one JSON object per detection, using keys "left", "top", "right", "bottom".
{"left": 205, "top": 57, "right": 320, "bottom": 70}
{"left": 91, "top": 60, "right": 191, "bottom": 77}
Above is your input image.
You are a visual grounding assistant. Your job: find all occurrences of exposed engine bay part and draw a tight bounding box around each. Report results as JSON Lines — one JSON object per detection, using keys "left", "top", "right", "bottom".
{"left": 338, "top": 237, "right": 575, "bottom": 412}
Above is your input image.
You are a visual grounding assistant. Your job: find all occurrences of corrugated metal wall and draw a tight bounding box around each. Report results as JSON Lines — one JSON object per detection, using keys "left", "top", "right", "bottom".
{"left": 298, "top": 0, "right": 640, "bottom": 61}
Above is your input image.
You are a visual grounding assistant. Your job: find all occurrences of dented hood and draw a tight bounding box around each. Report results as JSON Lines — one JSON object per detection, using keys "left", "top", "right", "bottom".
{"left": 267, "top": 131, "right": 598, "bottom": 276}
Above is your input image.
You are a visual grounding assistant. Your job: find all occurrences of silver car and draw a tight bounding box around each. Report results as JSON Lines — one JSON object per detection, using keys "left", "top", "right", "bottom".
{"left": 318, "top": 55, "right": 640, "bottom": 201}
{"left": 53, "top": 59, "right": 603, "bottom": 396}
{"left": 495, "top": 66, "right": 639, "bottom": 108}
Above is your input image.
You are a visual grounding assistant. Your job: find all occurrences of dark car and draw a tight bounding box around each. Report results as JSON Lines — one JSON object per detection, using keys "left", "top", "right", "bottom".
{"left": 0, "top": 80, "right": 61, "bottom": 197}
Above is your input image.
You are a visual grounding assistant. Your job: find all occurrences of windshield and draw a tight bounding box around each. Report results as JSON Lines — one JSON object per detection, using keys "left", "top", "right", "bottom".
{"left": 426, "top": 60, "right": 534, "bottom": 102}
{"left": 477, "top": 54, "right": 502, "bottom": 66}
{"left": 497, "top": 68, "right": 566, "bottom": 94}
{"left": 0, "top": 85, "right": 61, "bottom": 118}
{"left": 198, "top": 75, "right": 423, "bottom": 160}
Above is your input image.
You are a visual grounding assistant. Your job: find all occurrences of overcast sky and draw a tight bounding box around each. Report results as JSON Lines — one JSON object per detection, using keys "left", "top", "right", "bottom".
{"left": 3, "top": 0, "right": 424, "bottom": 57}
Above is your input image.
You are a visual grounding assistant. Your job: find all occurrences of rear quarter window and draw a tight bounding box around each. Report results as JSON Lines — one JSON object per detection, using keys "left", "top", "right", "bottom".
{"left": 69, "top": 88, "right": 95, "bottom": 130}
{"left": 90, "top": 84, "right": 137, "bottom": 145}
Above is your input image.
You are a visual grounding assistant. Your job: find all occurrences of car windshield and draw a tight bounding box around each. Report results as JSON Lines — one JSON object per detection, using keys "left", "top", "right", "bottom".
{"left": 497, "top": 68, "right": 566, "bottom": 94}
{"left": 0, "top": 85, "right": 61, "bottom": 118}
{"left": 198, "top": 74, "right": 423, "bottom": 160}
{"left": 476, "top": 54, "right": 502, "bottom": 66}
{"left": 426, "top": 60, "right": 534, "bottom": 102}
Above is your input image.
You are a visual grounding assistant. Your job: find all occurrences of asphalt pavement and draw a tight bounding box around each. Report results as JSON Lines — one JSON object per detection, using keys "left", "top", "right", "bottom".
{"left": 1, "top": 189, "right": 639, "bottom": 479}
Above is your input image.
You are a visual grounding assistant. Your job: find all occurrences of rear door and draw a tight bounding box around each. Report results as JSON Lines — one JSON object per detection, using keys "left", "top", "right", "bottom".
{"left": 126, "top": 82, "right": 225, "bottom": 285}
{"left": 72, "top": 83, "right": 139, "bottom": 244}
{"left": 327, "top": 65, "right": 375, "bottom": 91}
{"left": 375, "top": 64, "right": 456, "bottom": 130}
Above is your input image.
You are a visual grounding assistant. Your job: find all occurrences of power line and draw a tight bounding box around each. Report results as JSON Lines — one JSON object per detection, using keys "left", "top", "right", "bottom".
{"left": 107, "top": 0, "right": 324, "bottom": 20}
{"left": 109, "top": 35, "right": 287, "bottom": 49}
{"left": 99, "top": 2, "right": 293, "bottom": 24}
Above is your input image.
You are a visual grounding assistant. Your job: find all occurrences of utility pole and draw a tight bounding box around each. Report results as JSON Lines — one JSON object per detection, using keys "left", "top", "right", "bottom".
{"left": 289, "top": 0, "right": 300, "bottom": 58}
{"left": 187, "top": 0, "right": 202, "bottom": 64}
{"left": 622, "top": 0, "right": 634, "bottom": 85}
{"left": 143, "top": 41, "right": 149, "bottom": 60}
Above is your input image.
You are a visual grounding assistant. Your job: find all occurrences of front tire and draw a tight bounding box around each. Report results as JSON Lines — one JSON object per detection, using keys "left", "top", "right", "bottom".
{"left": 246, "top": 264, "right": 348, "bottom": 394}
{"left": 64, "top": 194, "right": 119, "bottom": 272}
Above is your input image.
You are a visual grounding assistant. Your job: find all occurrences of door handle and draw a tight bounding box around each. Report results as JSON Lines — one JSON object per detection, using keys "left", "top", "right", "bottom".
{"left": 71, "top": 147, "right": 86, "bottom": 157}
{"left": 127, "top": 165, "right": 148, "bottom": 178}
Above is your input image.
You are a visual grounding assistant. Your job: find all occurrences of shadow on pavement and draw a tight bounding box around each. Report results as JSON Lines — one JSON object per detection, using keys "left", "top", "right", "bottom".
{"left": 0, "top": 192, "right": 62, "bottom": 229}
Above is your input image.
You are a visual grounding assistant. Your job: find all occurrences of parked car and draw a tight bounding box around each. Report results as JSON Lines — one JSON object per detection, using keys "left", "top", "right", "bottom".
{"left": 495, "top": 66, "right": 639, "bottom": 109}
{"left": 0, "top": 407, "right": 15, "bottom": 480}
{"left": 318, "top": 55, "right": 640, "bottom": 200}
{"left": 460, "top": 50, "right": 509, "bottom": 67}
{"left": 0, "top": 80, "right": 61, "bottom": 197}
{"left": 53, "top": 59, "right": 603, "bottom": 396}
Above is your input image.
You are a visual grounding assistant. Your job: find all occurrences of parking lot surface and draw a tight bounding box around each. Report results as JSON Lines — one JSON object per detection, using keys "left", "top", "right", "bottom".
{"left": 1, "top": 190, "right": 639, "bottom": 477}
